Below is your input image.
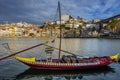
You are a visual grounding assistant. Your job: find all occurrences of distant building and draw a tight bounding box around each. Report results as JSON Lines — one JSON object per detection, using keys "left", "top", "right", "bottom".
{"left": 95, "top": 14, "right": 120, "bottom": 33}
{"left": 61, "top": 14, "right": 70, "bottom": 21}
{"left": 93, "top": 19, "right": 100, "bottom": 23}
{"left": 56, "top": 20, "right": 65, "bottom": 24}
{"left": 86, "top": 24, "right": 96, "bottom": 28}
{"left": 66, "top": 23, "right": 79, "bottom": 29}
{"left": 66, "top": 24, "right": 73, "bottom": 28}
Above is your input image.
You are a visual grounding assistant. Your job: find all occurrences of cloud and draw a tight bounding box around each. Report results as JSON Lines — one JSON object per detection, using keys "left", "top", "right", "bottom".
{"left": 0, "top": 0, "right": 120, "bottom": 24}
{"left": 100, "top": 0, "right": 116, "bottom": 13}
{"left": 75, "top": 0, "right": 120, "bottom": 20}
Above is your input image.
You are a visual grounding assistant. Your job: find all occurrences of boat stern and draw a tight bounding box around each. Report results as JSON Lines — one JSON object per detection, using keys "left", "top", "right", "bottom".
{"left": 110, "top": 53, "right": 119, "bottom": 61}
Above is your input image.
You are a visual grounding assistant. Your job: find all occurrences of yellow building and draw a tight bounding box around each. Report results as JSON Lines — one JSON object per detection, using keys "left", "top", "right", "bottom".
{"left": 9, "top": 27, "right": 15, "bottom": 37}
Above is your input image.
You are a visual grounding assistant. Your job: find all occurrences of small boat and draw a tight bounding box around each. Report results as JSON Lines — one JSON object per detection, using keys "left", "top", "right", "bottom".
{"left": 13, "top": 54, "right": 118, "bottom": 70}
{"left": 0, "top": 1, "right": 119, "bottom": 70}
{"left": 13, "top": 1, "right": 119, "bottom": 70}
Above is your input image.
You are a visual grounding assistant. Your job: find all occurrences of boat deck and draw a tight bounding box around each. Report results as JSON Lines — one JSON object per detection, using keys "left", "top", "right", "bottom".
{"left": 36, "top": 56, "right": 112, "bottom": 64}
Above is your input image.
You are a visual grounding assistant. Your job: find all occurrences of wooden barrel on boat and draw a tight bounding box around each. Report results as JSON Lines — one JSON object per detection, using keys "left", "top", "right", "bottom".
{"left": 62, "top": 55, "right": 77, "bottom": 63}
{"left": 62, "top": 55, "right": 71, "bottom": 63}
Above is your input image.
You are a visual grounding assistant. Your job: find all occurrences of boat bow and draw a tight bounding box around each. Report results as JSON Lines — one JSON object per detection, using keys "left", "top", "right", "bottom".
{"left": 13, "top": 56, "right": 36, "bottom": 62}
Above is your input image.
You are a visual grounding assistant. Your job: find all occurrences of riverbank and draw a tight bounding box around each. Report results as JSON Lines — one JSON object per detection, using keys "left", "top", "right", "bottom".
{"left": 63, "top": 36, "right": 120, "bottom": 39}
{"left": 0, "top": 35, "right": 120, "bottom": 39}
{"left": 0, "top": 36, "right": 54, "bottom": 39}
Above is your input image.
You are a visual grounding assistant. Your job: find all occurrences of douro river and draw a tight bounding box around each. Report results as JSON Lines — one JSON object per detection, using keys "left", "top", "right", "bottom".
{"left": 0, "top": 38, "right": 120, "bottom": 80}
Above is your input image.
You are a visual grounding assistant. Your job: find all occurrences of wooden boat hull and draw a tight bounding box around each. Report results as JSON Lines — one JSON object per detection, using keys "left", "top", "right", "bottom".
{"left": 14, "top": 54, "right": 119, "bottom": 70}
{"left": 14, "top": 58, "right": 114, "bottom": 70}
{"left": 21, "top": 61, "right": 112, "bottom": 70}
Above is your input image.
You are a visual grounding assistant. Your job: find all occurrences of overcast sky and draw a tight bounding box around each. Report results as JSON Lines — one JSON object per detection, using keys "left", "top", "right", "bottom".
{"left": 0, "top": 0, "right": 120, "bottom": 24}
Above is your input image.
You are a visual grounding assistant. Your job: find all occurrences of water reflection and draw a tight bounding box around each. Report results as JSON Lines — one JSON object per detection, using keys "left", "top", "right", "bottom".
{"left": 15, "top": 66, "right": 115, "bottom": 80}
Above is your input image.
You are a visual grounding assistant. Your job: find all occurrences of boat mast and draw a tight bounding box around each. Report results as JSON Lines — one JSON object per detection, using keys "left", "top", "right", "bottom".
{"left": 58, "top": 1, "right": 62, "bottom": 60}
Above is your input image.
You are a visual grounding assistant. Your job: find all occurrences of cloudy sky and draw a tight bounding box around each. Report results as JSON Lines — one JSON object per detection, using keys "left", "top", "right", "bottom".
{"left": 0, "top": 0, "right": 120, "bottom": 24}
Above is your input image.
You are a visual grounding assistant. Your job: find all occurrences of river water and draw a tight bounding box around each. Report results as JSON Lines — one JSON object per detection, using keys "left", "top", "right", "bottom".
{"left": 0, "top": 38, "right": 120, "bottom": 80}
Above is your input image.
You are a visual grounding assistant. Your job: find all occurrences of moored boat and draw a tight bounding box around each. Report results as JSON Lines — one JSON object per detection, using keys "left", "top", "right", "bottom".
{"left": 13, "top": 54, "right": 119, "bottom": 70}
{"left": 0, "top": 1, "right": 119, "bottom": 71}
{"left": 13, "top": 1, "right": 119, "bottom": 70}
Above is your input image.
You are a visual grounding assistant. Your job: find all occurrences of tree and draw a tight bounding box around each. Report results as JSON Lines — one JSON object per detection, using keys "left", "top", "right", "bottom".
{"left": 64, "top": 27, "right": 70, "bottom": 30}
{"left": 69, "top": 15, "right": 73, "bottom": 19}
{"left": 109, "top": 19, "right": 120, "bottom": 33}
{"left": 77, "top": 25, "right": 82, "bottom": 36}
{"left": 61, "top": 24, "right": 66, "bottom": 28}
{"left": 29, "top": 33, "right": 35, "bottom": 36}
{"left": 83, "top": 22, "right": 87, "bottom": 26}
{"left": 77, "top": 25, "right": 82, "bottom": 30}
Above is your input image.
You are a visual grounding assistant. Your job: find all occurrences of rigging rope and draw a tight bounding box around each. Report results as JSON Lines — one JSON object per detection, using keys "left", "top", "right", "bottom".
{"left": 0, "top": 41, "right": 48, "bottom": 61}
{"left": 0, "top": 39, "right": 77, "bottom": 61}
{"left": 43, "top": 44, "right": 76, "bottom": 56}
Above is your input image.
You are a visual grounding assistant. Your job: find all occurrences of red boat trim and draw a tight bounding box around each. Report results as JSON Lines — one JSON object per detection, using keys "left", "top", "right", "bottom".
{"left": 16, "top": 59, "right": 113, "bottom": 70}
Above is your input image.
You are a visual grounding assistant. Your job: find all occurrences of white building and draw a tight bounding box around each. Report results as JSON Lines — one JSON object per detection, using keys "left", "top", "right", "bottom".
{"left": 86, "top": 24, "right": 96, "bottom": 28}
{"left": 93, "top": 19, "right": 100, "bottom": 23}
{"left": 56, "top": 20, "right": 65, "bottom": 24}
{"left": 61, "top": 14, "right": 70, "bottom": 21}
{"left": 66, "top": 24, "right": 79, "bottom": 29}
